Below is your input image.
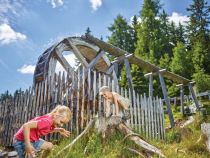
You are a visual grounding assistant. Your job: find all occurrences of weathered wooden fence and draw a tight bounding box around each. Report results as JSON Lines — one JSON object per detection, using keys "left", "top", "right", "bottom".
{"left": 0, "top": 67, "right": 165, "bottom": 146}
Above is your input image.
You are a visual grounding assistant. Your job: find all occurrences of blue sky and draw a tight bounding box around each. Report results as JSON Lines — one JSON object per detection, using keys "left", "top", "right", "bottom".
{"left": 0, "top": 0, "right": 193, "bottom": 94}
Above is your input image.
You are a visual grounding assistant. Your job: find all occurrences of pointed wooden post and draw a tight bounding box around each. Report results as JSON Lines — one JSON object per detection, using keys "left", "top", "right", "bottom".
{"left": 144, "top": 72, "right": 153, "bottom": 98}
{"left": 158, "top": 69, "right": 175, "bottom": 128}
{"left": 124, "top": 59, "right": 134, "bottom": 105}
{"left": 177, "top": 84, "right": 184, "bottom": 116}
{"left": 188, "top": 82, "right": 200, "bottom": 110}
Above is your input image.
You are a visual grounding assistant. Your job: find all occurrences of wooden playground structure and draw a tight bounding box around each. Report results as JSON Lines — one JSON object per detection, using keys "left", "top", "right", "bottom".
{"left": 0, "top": 34, "right": 200, "bottom": 147}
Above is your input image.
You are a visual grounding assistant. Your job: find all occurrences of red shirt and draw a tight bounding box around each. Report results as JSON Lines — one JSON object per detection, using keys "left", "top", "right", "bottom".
{"left": 15, "top": 114, "right": 55, "bottom": 142}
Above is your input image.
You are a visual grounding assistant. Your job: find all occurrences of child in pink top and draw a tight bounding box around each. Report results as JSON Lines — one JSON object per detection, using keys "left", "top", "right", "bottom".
{"left": 13, "top": 105, "right": 72, "bottom": 158}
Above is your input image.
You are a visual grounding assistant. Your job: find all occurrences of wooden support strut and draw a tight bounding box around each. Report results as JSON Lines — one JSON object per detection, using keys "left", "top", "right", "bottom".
{"left": 159, "top": 69, "right": 175, "bottom": 128}
{"left": 87, "top": 50, "right": 105, "bottom": 69}
{"left": 176, "top": 84, "right": 185, "bottom": 116}
{"left": 144, "top": 72, "right": 153, "bottom": 98}
{"left": 124, "top": 59, "right": 134, "bottom": 105}
{"left": 188, "top": 82, "right": 200, "bottom": 110}
{"left": 67, "top": 38, "right": 88, "bottom": 68}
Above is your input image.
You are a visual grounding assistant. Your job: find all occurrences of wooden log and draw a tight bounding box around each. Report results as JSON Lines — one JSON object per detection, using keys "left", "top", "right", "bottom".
{"left": 159, "top": 73, "right": 175, "bottom": 128}
{"left": 67, "top": 38, "right": 88, "bottom": 67}
{"left": 117, "top": 122, "right": 165, "bottom": 157}
{"left": 188, "top": 82, "right": 200, "bottom": 109}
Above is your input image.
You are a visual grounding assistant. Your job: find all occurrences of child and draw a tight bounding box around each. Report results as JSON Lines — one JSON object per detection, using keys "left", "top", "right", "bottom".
{"left": 13, "top": 105, "right": 72, "bottom": 158}
{"left": 99, "top": 86, "right": 131, "bottom": 120}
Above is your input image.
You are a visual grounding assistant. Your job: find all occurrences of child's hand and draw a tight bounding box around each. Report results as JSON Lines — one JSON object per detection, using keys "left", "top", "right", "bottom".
{"left": 25, "top": 144, "right": 35, "bottom": 158}
{"left": 59, "top": 128, "right": 71, "bottom": 137}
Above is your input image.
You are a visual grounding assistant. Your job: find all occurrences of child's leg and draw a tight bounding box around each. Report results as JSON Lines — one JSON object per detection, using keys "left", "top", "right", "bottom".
{"left": 38, "top": 139, "right": 54, "bottom": 151}
{"left": 13, "top": 140, "right": 25, "bottom": 158}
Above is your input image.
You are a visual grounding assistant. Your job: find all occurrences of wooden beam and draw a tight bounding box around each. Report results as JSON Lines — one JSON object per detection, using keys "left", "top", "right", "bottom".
{"left": 144, "top": 72, "right": 153, "bottom": 98}
{"left": 176, "top": 84, "right": 185, "bottom": 116}
{"left": 124, "top": 59, "right": 134, "bottom": 105}
{"left": 159, "top": 73, "right": 175, "bottom": 128}
{"left": 54, "top": 48, "right": 75, "bottom": 74}
{"left": 67, "top": 38, "right": 88, "bottom": 67}
{"left": 188, "top": 82, "right": 200, "bottom": 110}
{"left": 87, "top": 50, "right": 105, "bottom": 69}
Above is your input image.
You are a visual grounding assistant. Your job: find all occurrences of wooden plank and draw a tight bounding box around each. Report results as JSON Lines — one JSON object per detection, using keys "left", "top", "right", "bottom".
{"left": 87, "top": 50, "right": 105, "bottom": 69}
{"left": 54, "top": 49, "right": 74, "bottom": 75}
{"left": 93, "top": 71, "right": 96, "bottom": 116}
{"left": 156, "top": 97, "right": 161, "bottom": 140}
{"left": 159, "top": 73, "right": 175, "bottom": 128}
{"left": 70, "top": 70, "right": 75, "bottom": 133}
{"left": 124, "top": 59, "right": 134, "bottom": 106}
{"left": 76, "top": 67, "right": 80, "bottom": 134}
{"left": 137, "top": 93, "right": 141, "bottom": 132}
{"left": 151, "top": 97, "right": 155, "bottom": 139}
{"left": 67, "top": 38, "right": 88, "bottom": 67}
{"left": 129, "top": 89, "right": 133, "bottom": 128}
{"left": 81, "top": 66, "right": 85, "bottom": 130}
{"left": 133, "top": 90, "right": 137, "bottom": 131}
{"left": 148, "top": 97, "right": 151, "bottom": 138}
{"left": 87, "top": 68, "right": 91, "bottom": 123}
{"left": 57, "top": 71, "right": 62, "bottom": 104}
{"left": 39, "top": 81, "right": 45, "bottom": 115}
{"left": 178, "top": 85, "right": 185, "bottom": 116}
{"left": 144, "top": 94, "right": 148, "bottom": 138}
{"left": 149, "top": 74, "right": 153, "bottom": 98}
{"left": 153, "top": 97, "right": 158, "bottom": 139}
{"left": 160, "top": 99, "right": 165, "bottom": 139}
{"left": 98, "top": 73, "right": 102, "bottom": 117}
{"left": 188, "top": 82, "right": 200, "bottom": 109}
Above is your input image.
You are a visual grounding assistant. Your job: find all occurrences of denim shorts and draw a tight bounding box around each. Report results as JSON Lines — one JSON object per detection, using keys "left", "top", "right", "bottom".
{"left": 13, "top": 138, "right": 45, "bottom": 158}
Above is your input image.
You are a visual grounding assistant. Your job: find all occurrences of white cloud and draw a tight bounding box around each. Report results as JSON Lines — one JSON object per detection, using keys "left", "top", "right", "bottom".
{"left": 0, "top": 0, "right": 23, "bottom": 23}
{"left": 48, "top": 0, "right": 64, "bottom": 8}
{"left": 129, "top": 16, "right": 141, "bottom": 26}
{"left": 17, "top": 54, "right": 76, "bottom": 75}
{"left": 89, "top": 0, "right": 102, "bottom": 11}
{"left": 17, "top": 64, "right": 35, "bottom": 74}
{"left": 168, "top": 12, "right": 189, "bottom": 26}
{"left": 0, "top": 23, "right": 27, "bottom": 44}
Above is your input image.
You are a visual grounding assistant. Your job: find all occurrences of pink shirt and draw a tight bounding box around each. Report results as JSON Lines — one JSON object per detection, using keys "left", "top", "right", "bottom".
{"left": 15, "top": 114, "right": 55, "bottom": 142}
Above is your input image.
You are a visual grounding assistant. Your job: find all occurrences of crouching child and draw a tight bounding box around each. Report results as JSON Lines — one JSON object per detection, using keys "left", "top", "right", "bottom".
{"left": 13, "top": 105, "right": 72, "bottom": 158}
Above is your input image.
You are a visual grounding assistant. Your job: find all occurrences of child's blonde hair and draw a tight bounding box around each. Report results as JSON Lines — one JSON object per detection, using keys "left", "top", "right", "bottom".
{"left": 50, "top": 105, "right": 72, "bottom": 119}
{"left": 99, "top": 86, "right": 111, "bottom": 95}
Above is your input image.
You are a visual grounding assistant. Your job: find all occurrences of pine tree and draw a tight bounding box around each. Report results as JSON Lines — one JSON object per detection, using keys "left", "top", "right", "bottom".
{"left": 107, "top": 14, "right": 136, "bottom": 85}
{"left": 170, "top": 42, "right": 193, "bottom": 78}
{"left": 186, "top": 0, "right": 210, "bottom": 73}
{"left": 108, "top": 14, "right": 135, "bottom": 53}
{"left": 85, "top": 27, "right": 91, "bottom": 36}
{"left": 135, "top": 0, "right": 162, "bottom": 64}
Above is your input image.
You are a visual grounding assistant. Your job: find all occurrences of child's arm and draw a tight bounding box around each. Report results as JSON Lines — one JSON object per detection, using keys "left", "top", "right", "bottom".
{"left": 52, "top": 128, "right": 71, "bottom": 137}
{"left": 23, "top": 121, "right": 38, "bottom": 157}
{"left": 113, "top": 94, "right": 119, "bottom": 116}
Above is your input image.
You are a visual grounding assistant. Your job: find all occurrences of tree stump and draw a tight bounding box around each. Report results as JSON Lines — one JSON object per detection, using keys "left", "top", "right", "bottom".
{"left": 55, "top": 116, "right": 165, "bottom": 158}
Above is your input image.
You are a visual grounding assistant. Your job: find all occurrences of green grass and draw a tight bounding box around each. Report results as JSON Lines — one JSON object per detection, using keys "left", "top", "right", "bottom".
{"left": 47, "top": 130, "right": 144, "bottom": 158}
{"left": 46, "top": 99, "right": 210, "bottom": 158}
